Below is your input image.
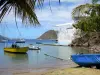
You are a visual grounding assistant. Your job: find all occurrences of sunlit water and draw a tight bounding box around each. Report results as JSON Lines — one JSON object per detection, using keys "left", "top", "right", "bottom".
{"left": 0, "top": 40, "right": 89, "bottom": 70}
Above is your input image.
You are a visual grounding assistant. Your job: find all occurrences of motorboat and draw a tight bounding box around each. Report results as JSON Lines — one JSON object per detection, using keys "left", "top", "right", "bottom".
{"left": 36, "top": 42, "right": 42, "bottom": 44}
{"left": 29, "top": 44, "right": 41, "bottom": 50}
{"left": 16, "top": 39, "right": 25, "bottom": 43}
{"left": 4, "top": 46, "right": 28, "bottom": 53}
{"left": 4, "top": 41, "right": 28, "bottom": 53}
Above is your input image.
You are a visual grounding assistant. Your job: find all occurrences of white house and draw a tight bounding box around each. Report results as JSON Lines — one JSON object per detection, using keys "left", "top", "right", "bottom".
{"left": 54, "top": 23, "right": 75, "bottom": 45}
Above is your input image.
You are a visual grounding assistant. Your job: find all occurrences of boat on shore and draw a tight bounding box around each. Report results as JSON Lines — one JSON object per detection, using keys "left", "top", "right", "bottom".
{"left": 71, "top": 54, "right": 100, "bottom": 68}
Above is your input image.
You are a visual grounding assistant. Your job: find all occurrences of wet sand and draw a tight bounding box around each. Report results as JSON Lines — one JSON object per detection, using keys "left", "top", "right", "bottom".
{"left": 0, "top": 60, "right": 77, "bottom": 75}
{"left": 1, "top": 60, "right": 100, "bottom": 75}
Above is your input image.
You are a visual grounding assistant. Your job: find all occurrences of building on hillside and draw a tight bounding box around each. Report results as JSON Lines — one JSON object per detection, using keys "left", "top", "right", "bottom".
{"left": 53, "top": 23, "right": 76, "bottom": 45}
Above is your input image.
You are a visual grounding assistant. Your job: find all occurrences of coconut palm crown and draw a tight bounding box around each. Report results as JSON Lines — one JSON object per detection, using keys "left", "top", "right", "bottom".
{"left": 0, "top": 0, "right": 44, "bottom": 25}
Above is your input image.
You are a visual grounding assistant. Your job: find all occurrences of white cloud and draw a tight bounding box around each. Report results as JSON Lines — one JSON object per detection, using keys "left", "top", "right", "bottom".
{"left": 44, "top": 0, "right": 90, "bottom": 3}
{"left": 36, "top": 0, "right": 92, "bottom": 27}
{"left": 2, "top": 0, "right": 91, "bottom": 27}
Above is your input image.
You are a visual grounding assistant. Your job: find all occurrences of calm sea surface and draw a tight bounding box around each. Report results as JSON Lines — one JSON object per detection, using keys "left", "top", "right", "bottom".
{"left": 0, "top": 39, "right": 89, "bottom": 69}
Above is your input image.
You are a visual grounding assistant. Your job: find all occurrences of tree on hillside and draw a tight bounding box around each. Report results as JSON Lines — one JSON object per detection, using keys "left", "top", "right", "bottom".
{"left": 72, "top": 0, "right": 100, "bottom": 21}
{"left": 72, "top": 0, "right": 100, "bottom": 32}
{"left": 72, "top": 0, "right": 100, "bottom": 46}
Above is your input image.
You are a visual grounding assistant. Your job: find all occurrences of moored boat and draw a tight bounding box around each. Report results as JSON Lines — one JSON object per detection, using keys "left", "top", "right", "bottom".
{"left": 71, "top": 54, "right": 100, "bottom": 68}
{"left": 4, "top": 41, "right": 28, "bottom": 53}
{"left": 4, "top": 47, "right": 28, "bottom": 53}
{"left": 16, "top": 39, "right": 25, "bottom": 43}
{"left": 28, "top": 44, "right": 41, "bottom": 50}
{"left": 36, "top": 42, "right": 42, "bottom": 44}
{"left": 29, "top": 47, "right": 41, "bottom": 50}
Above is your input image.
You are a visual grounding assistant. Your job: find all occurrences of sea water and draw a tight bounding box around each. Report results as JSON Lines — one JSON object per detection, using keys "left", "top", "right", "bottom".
{"left": 0, "top": 39, "right": 89, "bottom": 69}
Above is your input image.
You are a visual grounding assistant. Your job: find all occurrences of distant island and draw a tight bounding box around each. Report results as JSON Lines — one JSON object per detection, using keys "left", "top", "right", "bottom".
{"left": 38, "top": 30, "right": 57, "bottom": 40}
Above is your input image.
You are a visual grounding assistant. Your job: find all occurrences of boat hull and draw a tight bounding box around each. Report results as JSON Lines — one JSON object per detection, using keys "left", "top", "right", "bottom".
{"left": 71, "top": 54, "right": 100, "bottom": 66}
{"left": 16, "top": 41, "right": 25, "bottom": 43}
{"left": 29, "top": 48, "right": 41, "bottom": 50}
{"left": 4, "top": 47, "right": 28, "bottom": 53}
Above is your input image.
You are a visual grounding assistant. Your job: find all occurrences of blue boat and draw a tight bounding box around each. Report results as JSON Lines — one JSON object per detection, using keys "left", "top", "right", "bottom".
{"left": 71, "top": 54, "right": 100, "bottom": 68}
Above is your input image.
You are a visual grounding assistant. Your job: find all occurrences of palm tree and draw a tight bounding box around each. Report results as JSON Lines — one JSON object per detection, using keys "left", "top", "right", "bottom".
{"left": 2, "top": 0, "right": 98, "bottom": 26}
{"left": 0, "top": 0, "right": 61, "bottom": 26}
{"left": 72, "top": 0, "right": 100, "bottom": 21}
{"left": 0, "top": 0, "right": 45, "bottom": 25}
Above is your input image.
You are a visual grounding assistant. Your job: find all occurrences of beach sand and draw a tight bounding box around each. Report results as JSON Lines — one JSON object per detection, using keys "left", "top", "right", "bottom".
{"left": 1, "top": 60, "right": 100, "bottom": 75}
{"left": 43, "top": 68, "right": 100, "bottom": 75}
{"left": 0, "top": 60, "right": 76, "bottom": 75}
{"left": 2, "top": 67, "right": 100, "bottom": 75}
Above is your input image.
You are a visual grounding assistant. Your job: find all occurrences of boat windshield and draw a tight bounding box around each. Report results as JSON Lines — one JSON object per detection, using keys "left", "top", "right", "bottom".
{"left": 11, "top": 44, "right": 19, "bottom": 48}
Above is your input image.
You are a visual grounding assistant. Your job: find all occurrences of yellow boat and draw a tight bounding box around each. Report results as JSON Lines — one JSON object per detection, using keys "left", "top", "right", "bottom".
{"left": 4, "top": 47, "right": 29, "bottom": 53}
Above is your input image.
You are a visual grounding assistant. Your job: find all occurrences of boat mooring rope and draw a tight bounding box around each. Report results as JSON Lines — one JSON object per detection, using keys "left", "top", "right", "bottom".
{"left": 44, "top": 54, "right": 70, "bottom": 61}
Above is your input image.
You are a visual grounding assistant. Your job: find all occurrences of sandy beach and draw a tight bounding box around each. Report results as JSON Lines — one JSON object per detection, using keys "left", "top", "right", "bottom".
{"left": 1, "top": 59, "right": 100, "bottom": 75}
{"left": 44, "top": 67, "right": 100, "bottom": 75}
{"left": 0, "top": 60, "right": 77, "bottom": 75}
{"left": 1, "top": 64, "right": 100, "bottom": 75}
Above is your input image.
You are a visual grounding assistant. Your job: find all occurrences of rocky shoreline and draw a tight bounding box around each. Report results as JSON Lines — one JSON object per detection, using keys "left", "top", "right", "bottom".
{"left": 69, "top": 33, "right": 100, "bottom": 53}
{"left": 69, "top": 43, "right": 100, "bottom": 53}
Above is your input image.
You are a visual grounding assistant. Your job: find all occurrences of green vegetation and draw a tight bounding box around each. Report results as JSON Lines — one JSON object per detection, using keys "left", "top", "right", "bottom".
{"left": 72, "top": 0, "right": 100, "bottom": 33}
{"left": 71, "top": 0, "right": 100, "bottom": 49}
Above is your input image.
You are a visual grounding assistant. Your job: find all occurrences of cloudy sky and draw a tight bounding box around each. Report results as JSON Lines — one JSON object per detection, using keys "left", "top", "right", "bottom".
{"left": 1, "top": 0, "right": 90, "bottom": 39}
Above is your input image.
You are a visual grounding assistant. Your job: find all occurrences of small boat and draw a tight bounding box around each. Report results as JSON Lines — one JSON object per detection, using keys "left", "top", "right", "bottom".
{"left": 36, "top": 42, "right": 42, "bottom": 44}
{"left": 16, "top": 39, "right": 25, "bottom": 43}
{"left": 29, "top": 44, "right": 41, "bottom": 50}
{"left": 1, "top": 40, "right": 8, "bottom": 42}
{"left": 4, "top": 47, "right": 29, "bottom": 53}
{"left": 4, "top": 42, "right": 28, "bottom": 53}
{"left": 71, "top": 54, "right": 100, "bottom": 68}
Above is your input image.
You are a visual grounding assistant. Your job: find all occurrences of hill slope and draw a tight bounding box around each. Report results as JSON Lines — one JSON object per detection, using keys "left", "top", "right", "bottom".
{"left": 0, "top": 35, "right": 9, "bottom": 40}
{"left": 38, "top": 30, "right": 57, "bottom": 39}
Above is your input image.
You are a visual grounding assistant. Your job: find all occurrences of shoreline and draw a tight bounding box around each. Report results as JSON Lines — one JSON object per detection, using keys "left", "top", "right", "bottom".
{"left": 0, "top": 60, "right": 77, "bottom": 75}
{"left": 2, "top": 64, "right": 100, "bottom": 75}
{"left": 71, "top": 46, "right": 100, "bottom": 53}
{"left": 39, "top": 43, "right": 68, "bottom": 46}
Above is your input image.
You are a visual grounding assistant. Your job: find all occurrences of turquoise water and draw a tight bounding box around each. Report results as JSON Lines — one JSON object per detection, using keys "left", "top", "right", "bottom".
{"left": 0, "top": 40, "right": 89, "bottom": 69}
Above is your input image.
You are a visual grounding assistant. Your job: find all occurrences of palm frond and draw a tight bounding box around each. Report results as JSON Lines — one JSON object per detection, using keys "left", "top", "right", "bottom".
{"left": 0, "top": 0, "right": 44, "bottom": 26}
{"left": 0, "top": 0, "right": 62, "bottom": 26}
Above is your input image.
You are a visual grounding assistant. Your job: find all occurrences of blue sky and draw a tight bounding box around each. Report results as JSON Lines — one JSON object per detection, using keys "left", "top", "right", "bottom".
{"left": 1, "top": 0, "right": 90, "bottom": 39}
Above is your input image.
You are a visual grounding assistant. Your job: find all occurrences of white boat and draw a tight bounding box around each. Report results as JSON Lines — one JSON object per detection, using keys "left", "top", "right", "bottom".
{"left": 29, "top": 44, "right": 41, "bottom": 50}
{"left": 16, "top": 39, "right": 25, "bottom": 43}
{"left": 1, "top": 39, "right": 8, "bottom": 43}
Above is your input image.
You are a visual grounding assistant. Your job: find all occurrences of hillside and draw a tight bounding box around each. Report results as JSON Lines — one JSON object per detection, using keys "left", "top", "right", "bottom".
{"left": 38, "top": 30, "right": 57, "bottom": 40}
{"left": 0, "top": 35, "right": 9, "bottom": 40}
